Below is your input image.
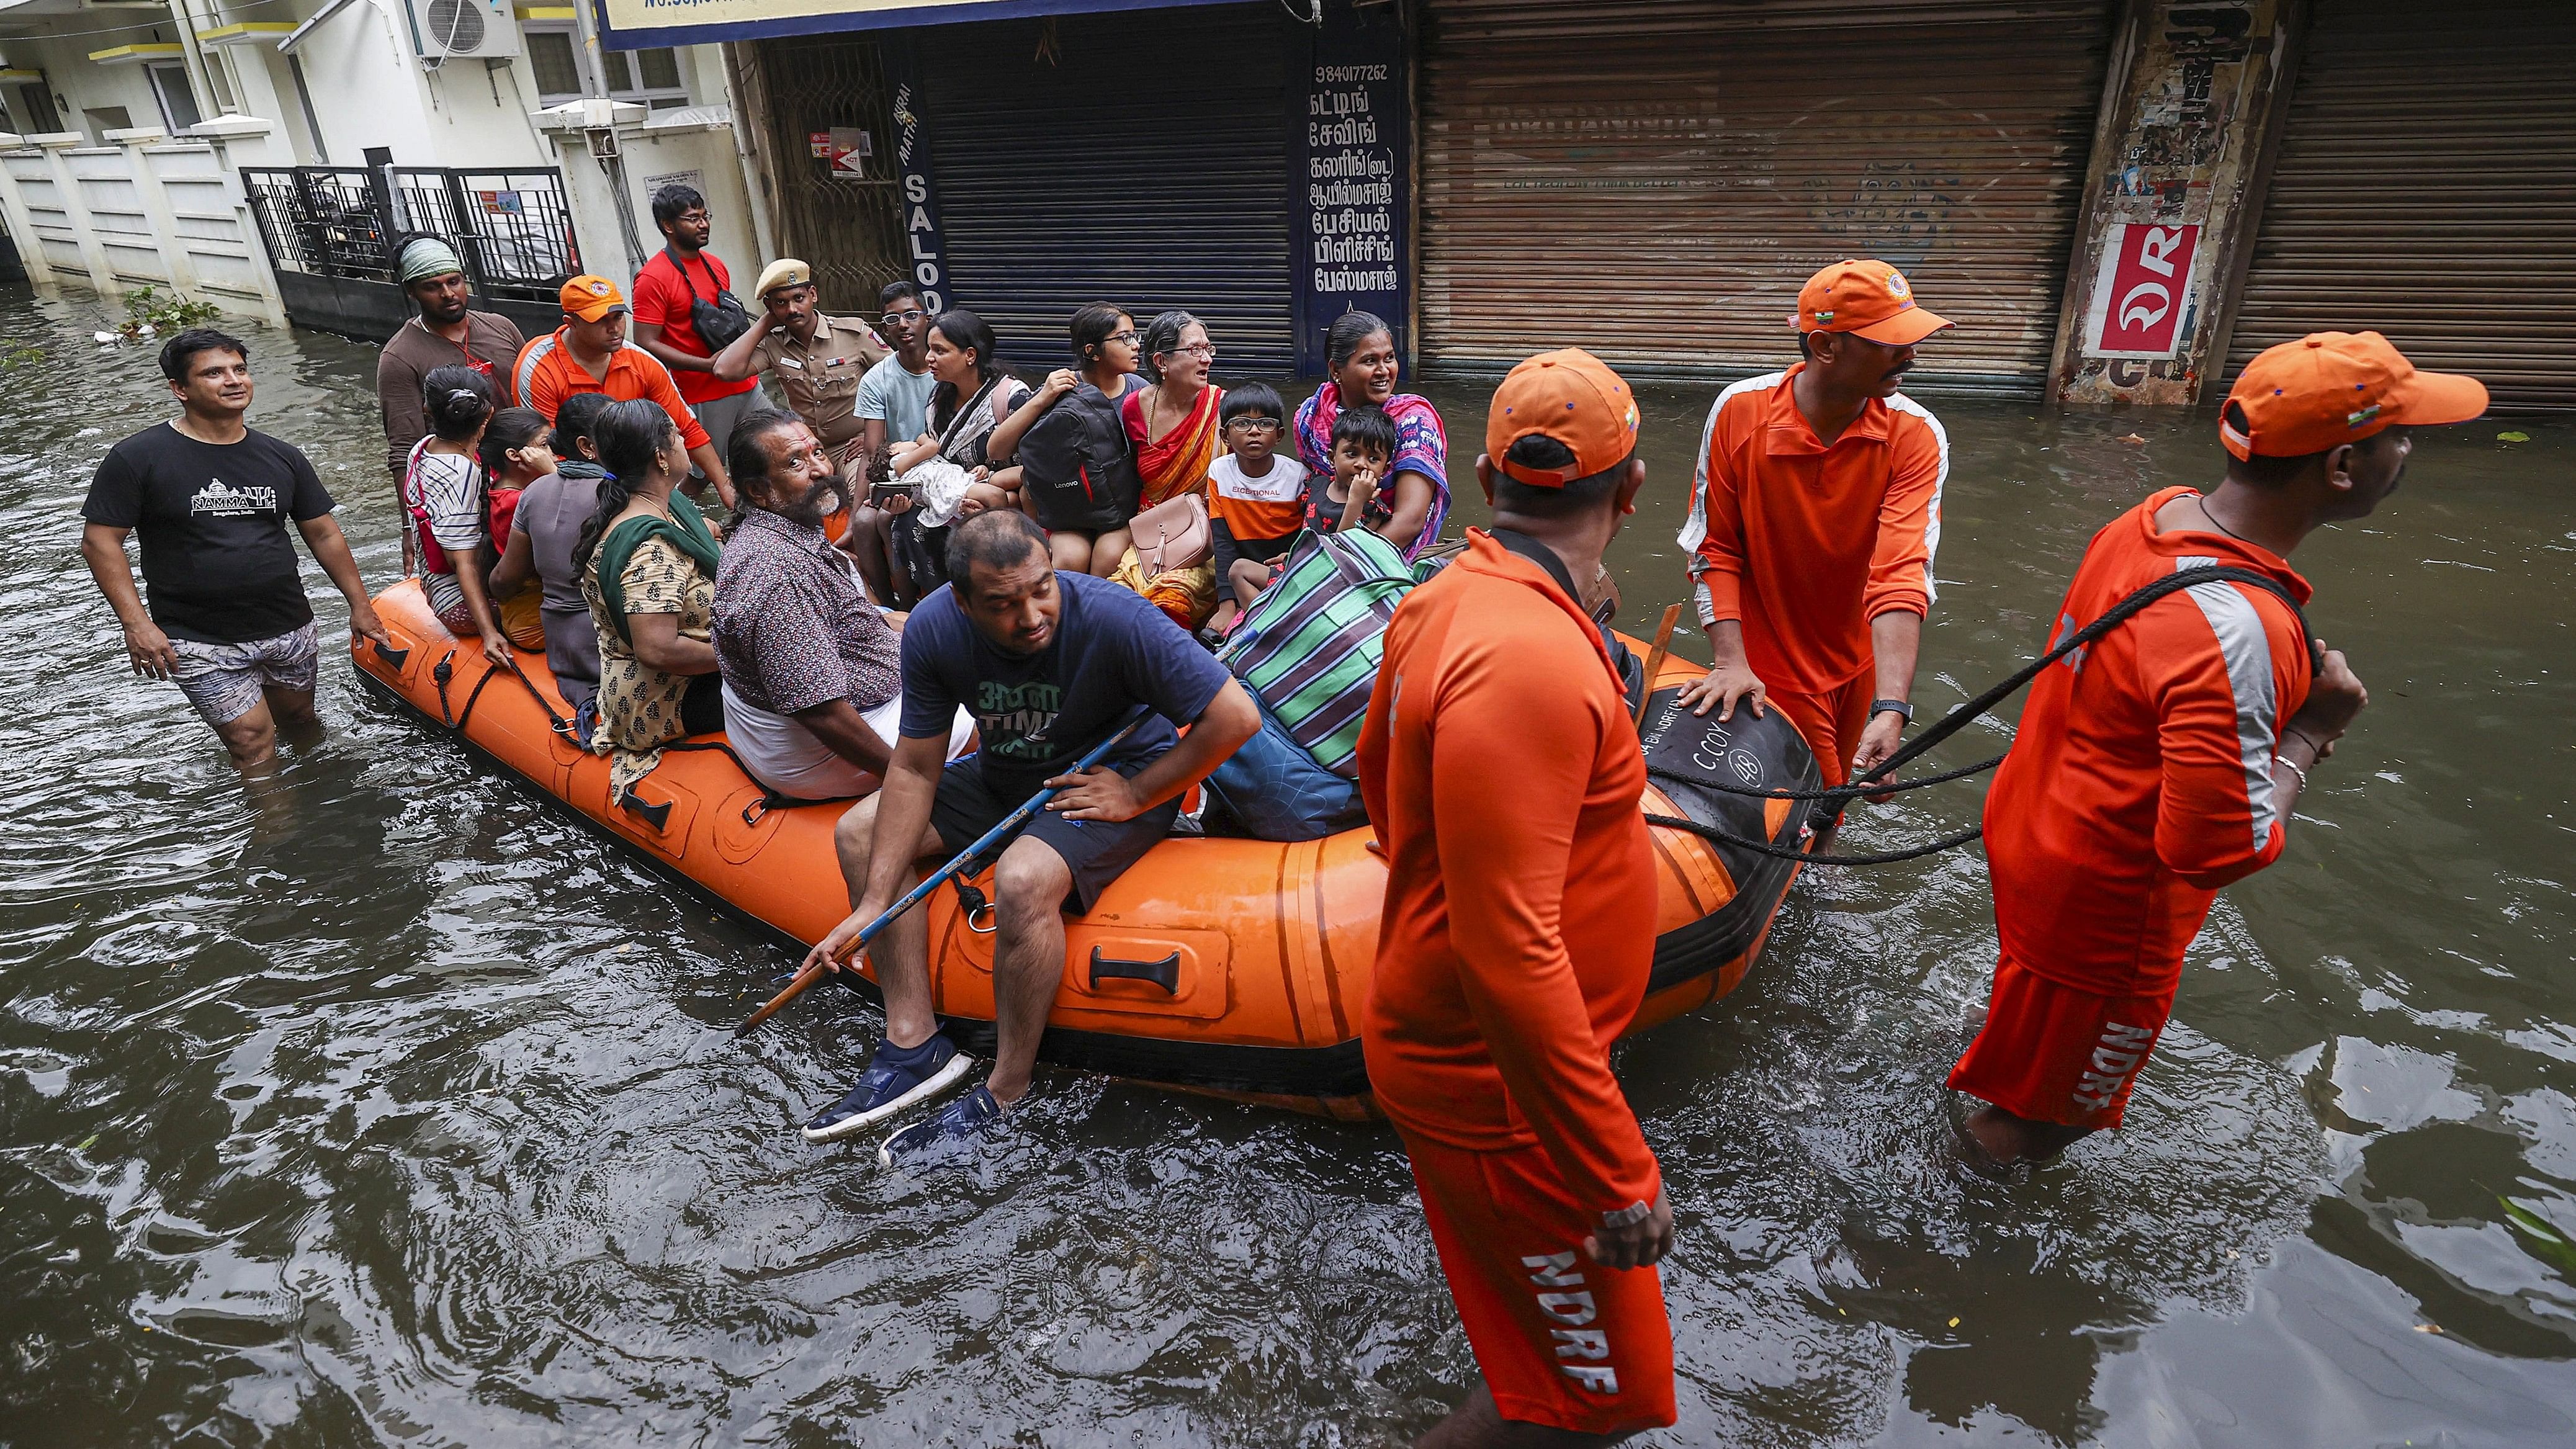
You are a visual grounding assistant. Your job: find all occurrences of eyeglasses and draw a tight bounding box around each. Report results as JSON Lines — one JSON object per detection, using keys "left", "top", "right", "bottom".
{"left": 1108, "top": 330, "right": 1142, "bottom": 347}
{"left": 1226, "top": 417, "right": 1281, "bottom": 434}
{"left": 1165, "top": 342, "right": 1216, "bottom": 359}
{"left": 880, "top": 309, "right": 926, "bottom": 327}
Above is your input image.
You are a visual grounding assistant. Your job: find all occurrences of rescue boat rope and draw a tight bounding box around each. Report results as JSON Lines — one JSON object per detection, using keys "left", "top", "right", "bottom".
{"left": 1643, "top": 564, "right": 2314, "bottom": 867}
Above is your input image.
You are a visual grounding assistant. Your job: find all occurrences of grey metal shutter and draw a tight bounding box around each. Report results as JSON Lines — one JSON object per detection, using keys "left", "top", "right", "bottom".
{"left": 914, "top": 3, "right": 1296, "bottom": 375}
{"left": 2222, "top": 0, "right": 2576, "bottom": 411}
{"left": 1418, "top": 0, "right": 2117, "bottom": 395}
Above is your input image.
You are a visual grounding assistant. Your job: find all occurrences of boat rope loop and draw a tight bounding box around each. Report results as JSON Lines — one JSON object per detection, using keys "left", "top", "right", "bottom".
{"left": 1645, "top": 564, "right": 2314, "bottom": 868}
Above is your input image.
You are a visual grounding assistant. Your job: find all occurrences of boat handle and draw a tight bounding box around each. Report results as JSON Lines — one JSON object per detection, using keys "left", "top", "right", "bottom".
{"left": 619, "top": 790, "right": 673, "bottom": 833}
{"left": 1088, "top": 947, "right": 1180, "bottom": 995}
{"left": 368, "top": 637, "right": 410, "bottom": 670}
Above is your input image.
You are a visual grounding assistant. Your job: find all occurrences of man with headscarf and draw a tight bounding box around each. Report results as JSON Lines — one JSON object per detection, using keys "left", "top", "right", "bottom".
{"left": 375, "top": 235, "right": 524, "bottom": 572}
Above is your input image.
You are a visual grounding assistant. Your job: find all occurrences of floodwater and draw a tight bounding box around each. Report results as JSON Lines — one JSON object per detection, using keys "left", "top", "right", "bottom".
{"left": 3, "top": 287, "right": 2571, "bottom": 1447}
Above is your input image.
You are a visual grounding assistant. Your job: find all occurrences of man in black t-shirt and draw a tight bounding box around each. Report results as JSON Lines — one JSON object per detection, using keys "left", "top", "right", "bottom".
{"left": 81, "top": 328, "right": 389, "bottom": 769}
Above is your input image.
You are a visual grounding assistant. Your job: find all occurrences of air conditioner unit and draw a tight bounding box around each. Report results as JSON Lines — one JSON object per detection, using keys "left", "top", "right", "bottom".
{"left": 403, "top": 0, "right": 521, "bottom": 61}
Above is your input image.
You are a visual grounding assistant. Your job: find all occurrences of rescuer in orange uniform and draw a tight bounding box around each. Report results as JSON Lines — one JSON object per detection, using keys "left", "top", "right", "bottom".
{"left": 1358, "top": 349, "right": 1674, "bottom": 1446}
{"left": 1677, "top": 259, "right": 1952, "bottom": 794}
{"left": 1951, "top": 332, "right": 2487, "bottom": 1171}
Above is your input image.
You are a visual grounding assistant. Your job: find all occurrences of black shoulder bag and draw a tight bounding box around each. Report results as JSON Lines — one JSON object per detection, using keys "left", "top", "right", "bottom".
{"left": 668, "top": 249, "right": 752, "bottom": 351}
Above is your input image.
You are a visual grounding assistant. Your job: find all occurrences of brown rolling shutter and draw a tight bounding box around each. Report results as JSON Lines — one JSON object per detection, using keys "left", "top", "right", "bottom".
{"left": 2221, "top": 0, "right": 2576, "bottom": 411}
{"left": 1417, "top": 0, "right": 2117, "bottom": 395}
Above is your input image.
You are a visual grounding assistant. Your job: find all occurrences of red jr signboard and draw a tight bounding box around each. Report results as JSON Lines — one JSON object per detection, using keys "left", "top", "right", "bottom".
{"left": 2083, "top": 223, "right": 2201, "bottom": 358}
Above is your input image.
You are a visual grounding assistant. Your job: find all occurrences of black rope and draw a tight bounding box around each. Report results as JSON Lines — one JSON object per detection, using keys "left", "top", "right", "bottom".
{"left": 495, "top": 655, "right": 579, "bottom": 740}
{"left": 1644, "top": 564, "right": 2310, "bottom": 868}
{"left": 657, "top": 738, "right": 855, "bottom": 823}
{"left": 1647, "top": 811, "right": 1983, "bottom": 868}
{"left": 1648, "top": 753, "right": 2004, "bottom": 803}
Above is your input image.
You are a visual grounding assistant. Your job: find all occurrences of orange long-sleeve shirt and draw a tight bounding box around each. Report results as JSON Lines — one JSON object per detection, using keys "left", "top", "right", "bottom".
{"left": 509, "top": 328, "right": 712, "bottom": 451}
{"left": 1357, "top": 531, "right": 1661, "bottom": 1212}
{"left": 1679, "top": 364, "right": 1947, "bottom": 694}
{"left": 1984, "top": 488, "right": 2313, "bottom": 997}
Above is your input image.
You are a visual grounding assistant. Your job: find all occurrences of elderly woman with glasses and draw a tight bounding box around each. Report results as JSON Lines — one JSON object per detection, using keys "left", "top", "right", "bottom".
{"left": 1014, "top": 302, "right": 1147, "bottom": 576}
{"left": 1103, "top": 309, "right": 1226, "bottom": 629}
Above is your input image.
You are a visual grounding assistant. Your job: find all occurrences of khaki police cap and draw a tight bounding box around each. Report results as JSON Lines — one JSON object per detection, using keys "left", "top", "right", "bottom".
{"left": 755, "top": 258, "right": 814, "bottom": 299}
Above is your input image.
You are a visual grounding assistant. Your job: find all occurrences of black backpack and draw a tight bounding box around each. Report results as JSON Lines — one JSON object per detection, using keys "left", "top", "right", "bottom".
{"left": 665, "top": 248, "right": 751, "bottom": 351}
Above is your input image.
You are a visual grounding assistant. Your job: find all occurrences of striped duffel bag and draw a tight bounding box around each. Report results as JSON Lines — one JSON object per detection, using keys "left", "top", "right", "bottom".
{"left": 1215, "top": 527, "right": 1421, "bottom": 780}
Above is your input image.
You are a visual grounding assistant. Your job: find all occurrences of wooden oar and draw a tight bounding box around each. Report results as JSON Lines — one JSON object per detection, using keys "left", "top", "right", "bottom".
{"left": 734, "top": 709, "right": 1152, "bottom": 1038}
{"left": 1635, "top": 603, "right": 1684, "bottom": 729}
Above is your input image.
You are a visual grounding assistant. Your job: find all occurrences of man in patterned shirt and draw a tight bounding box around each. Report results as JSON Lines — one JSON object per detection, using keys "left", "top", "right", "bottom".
{"left": 711, "top": 412, "right": 922, "bottom": 801}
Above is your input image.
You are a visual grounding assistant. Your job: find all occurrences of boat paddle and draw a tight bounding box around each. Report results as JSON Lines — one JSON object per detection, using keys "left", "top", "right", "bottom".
{"left": 732, "top": 708, "right": 1153, "bottom": 1038}
{"left": 1635, "top": 603, "right": 1684, "bottom": 729}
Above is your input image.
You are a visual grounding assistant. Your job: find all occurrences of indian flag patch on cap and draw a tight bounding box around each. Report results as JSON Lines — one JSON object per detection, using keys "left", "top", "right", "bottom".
{"left": 2347, "top": 402, "right": 2382, "bottom": 429}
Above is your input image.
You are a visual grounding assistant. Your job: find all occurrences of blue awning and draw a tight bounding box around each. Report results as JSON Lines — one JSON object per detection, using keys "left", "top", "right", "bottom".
{"left": 595, "top": 0, "right": 1257, "bottom": 51}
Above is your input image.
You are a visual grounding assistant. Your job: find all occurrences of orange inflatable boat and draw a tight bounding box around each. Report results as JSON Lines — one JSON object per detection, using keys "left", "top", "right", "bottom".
{"left": 352, "top": 578, "right": 1820, "bottom": 1116}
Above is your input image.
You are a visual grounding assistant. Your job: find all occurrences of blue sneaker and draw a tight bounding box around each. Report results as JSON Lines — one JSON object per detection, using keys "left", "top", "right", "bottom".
{"left": 802, "top": 1034, "right": 972, "bottom": 1142}
{"left": 878, "top": 1083, "right": 1007, "bottom": 1165}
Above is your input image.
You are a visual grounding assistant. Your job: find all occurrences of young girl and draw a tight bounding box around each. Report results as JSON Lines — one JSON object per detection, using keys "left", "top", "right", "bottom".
{"left": 1015, "top": 302, "right": 1144, "bottom": 576}
{"left": 473, "top": 407, "right": 555, "bottom": 653}
{"left": 405, "top": 364, "right": 509, "bottom": 664}
{"left": 491, "top": 394, "right": 611, "bottom": 713}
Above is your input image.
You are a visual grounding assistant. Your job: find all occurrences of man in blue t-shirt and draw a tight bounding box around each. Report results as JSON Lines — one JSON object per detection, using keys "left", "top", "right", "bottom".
{"left": 801, "top": 510, "right": 1259, "bottom": 1160}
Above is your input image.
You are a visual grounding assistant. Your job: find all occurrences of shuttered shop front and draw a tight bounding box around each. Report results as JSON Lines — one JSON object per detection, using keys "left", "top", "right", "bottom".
{"left": 2222, "top": 0, "right": 2576, "bottom": 410}
{"left": 1418, "top": 0, "right": 2116, "bottom": 393}
{"left": 912, "top": 4, "right": 1294, "bottom": 372}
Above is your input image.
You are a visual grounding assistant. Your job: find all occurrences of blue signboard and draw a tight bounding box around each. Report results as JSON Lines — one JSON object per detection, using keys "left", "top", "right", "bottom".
{"left": 882, "top": 39, "right": 954, "bottom": 314}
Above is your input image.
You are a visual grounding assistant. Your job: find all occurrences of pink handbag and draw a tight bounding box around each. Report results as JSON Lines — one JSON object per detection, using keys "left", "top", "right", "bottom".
{"left": 1129, "top": 491, "right": 1212, "bottom": 576}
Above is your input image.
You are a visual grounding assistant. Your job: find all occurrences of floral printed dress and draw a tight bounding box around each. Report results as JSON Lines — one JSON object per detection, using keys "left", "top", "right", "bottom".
{"left": 583, "top": 532, "right": 716, "bottom": 798}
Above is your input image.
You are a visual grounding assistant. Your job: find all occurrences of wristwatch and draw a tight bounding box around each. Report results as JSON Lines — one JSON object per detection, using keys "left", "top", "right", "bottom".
{"left": 1870, "top": 698, "right": 1913, "bottom": 725}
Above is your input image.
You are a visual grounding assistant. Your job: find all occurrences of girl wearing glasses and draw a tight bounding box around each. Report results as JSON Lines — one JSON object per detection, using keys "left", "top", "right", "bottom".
{"left": 1015, "top": 302, "right": 1147, "bottom": 576}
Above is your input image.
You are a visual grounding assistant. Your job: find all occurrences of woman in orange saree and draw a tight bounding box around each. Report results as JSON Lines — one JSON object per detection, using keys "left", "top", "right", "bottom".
{"left": 1116, "top": 310, "right": 1224, "bottom": 632}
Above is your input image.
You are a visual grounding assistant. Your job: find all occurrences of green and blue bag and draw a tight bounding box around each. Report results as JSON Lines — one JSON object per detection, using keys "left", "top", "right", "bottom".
{"left": 1215, "top": 527, "right": 1422, "bottom": 781}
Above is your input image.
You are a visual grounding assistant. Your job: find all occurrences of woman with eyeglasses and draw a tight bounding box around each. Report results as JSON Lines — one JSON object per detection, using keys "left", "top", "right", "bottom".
{"left": 1294, "top": 311, "right": 1450, "bottom": 559}
{"left": 1112, "top": 310, "right": 1225, "bottom": 629}
{"left": 1014, "top": 302, "right": 1147, "bottom": 576}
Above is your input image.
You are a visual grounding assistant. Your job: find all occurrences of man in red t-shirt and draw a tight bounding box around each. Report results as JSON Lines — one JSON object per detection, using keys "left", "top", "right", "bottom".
{"left": 630, "top": 183, "right": 768, "bottom": 482}
{"left": 1952, "top": 332, "right": 2486, "bottom": 1172}
{"left": 1360, "top": 349, "right": 1675, "bottom": 1443}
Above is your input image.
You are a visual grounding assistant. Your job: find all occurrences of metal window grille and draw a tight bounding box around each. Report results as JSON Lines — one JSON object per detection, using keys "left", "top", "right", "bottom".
{"left": 242, "top": 164, "right": 581, "bottom": 303}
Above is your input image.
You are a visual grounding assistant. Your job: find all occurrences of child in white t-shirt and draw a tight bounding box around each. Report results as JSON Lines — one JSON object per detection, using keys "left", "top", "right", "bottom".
{"left": 1206, "top": 381, "right": 1309, "bottom": 631}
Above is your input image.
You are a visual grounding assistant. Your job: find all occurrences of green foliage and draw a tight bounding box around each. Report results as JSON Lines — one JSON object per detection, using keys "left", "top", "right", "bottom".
{"left": 117, "top": 285, "right": 222, "bottom": 338}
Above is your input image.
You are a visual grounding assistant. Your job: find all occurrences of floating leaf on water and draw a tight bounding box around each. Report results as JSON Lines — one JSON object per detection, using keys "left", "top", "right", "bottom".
{"left": 2500, "top": 1197, "right": 2576, "bottom": 1275}
{"left": 75, "top": 1134, "right": 97, "bottom": 1152}
{"left": 2497, "top": 431, "right": 2530, "bottom": 443}
{"left": 1947, "top": 1316, "right": 1960, "bottom": 1327}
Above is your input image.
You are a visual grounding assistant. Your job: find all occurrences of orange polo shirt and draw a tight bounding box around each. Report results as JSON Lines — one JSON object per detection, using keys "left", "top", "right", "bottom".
{"left": 1679, "top": 364, "right": 1947, "bottom": 694}
{"left": 1985, "top": 487, "right": 2313, "bottom": 997}
{"left": 1357, "top": 531, "right": 1661, "bottom": 1213}
{"left": 509, "top": 328, "right": 712, "bottom": 451}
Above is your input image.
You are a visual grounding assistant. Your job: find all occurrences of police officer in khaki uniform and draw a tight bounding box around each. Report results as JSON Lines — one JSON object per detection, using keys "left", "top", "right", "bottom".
{"left": 710, "top": 259, "right": 891, "bottom": 489}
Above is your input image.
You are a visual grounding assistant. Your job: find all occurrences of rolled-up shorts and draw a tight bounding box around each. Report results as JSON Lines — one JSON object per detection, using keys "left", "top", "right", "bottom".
{"left": 1946, "top": 953, "right": 2177, "bottom": 1130}
{"left": 169, "top": 621, "right": 319, "bottom": 727}
{"left": 930, "top": 753, "right": 1178, "bottom": 915}
{"left": 1396, "top": 1127, "right": 1677, "bottom": 1437}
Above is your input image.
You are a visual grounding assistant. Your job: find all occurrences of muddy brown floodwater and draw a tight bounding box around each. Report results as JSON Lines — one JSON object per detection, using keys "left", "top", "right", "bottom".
{"left": 2, "top": 289, "right": 2572, "bottom": 1445}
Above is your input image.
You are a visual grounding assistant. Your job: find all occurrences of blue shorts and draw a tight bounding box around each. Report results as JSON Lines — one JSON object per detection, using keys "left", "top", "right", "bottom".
{"left": 930, "top": 753, "right": 1178, "bottom": 915}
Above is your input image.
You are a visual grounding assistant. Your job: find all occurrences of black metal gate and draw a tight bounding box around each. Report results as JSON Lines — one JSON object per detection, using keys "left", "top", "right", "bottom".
{"left": 747, "top": 36, "right": 907, "bottom": 312}
{"left": 241, "top": 165, "right": 581, "bottom": 341}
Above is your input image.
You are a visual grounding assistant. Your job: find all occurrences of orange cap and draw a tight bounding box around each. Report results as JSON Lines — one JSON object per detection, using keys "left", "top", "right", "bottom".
{"left": 560, "top": 274, "right": 627, "bottom": 323}
{"left": 1487, "top": 348, "right": 1640, "bottom": 487}
{"left": 1788, "top": 259, "right": 1952, "bottom": 345}
{"left": 2220, "top": 331, "right": 2487, "bottom": 460}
